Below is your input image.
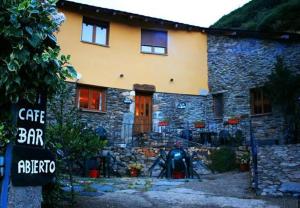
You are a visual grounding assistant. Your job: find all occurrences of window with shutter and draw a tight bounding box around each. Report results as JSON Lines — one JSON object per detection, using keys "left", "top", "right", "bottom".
{"left": 250, "top": 88, "right": 272, "bottom": 115}
{"left": 141, "top": 29, "right": 167, "bottom": 55}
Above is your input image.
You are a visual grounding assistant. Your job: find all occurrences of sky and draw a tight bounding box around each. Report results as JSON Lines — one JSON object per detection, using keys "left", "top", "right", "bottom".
{"left": 68, "top": 0, "right": 251, "bottom": 27}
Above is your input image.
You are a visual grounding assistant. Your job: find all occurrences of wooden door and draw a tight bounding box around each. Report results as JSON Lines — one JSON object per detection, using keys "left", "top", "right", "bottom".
{"left": 134, "top": 94, "right": 152, "bottom": 134}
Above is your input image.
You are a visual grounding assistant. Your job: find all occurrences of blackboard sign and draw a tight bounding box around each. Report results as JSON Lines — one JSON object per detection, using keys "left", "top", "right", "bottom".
{"left": 16, "top": 94, "right": 47, "bottom": 148}
{"left": 11, "top": 93, "right": 56, "bottom": 186}
{"left": 11, "top": 145, "right": 55, "bottom": 186}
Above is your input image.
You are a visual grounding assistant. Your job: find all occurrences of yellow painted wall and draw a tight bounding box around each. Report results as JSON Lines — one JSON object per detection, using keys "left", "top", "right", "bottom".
{"left": 57, "top": 9, "right": 208, "bottom": 95}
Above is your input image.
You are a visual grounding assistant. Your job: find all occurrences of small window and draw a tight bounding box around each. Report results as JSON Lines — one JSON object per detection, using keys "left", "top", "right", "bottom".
{"left": 213, "top": 93, "right": 224, "bottom": 118}
{"left": 250, "top": 88, "right": 271, "bottom": 115}
{"left": 81, "top": 17, "right": 109, "bottom": 46}
{"left": 141, "top": 29, "right": 167, "bottom": 55}
{"left": 77, "top": 85, "right": 106, "bottom": 112}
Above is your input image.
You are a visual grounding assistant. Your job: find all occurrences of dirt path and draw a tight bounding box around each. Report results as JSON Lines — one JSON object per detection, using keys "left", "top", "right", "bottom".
{"left": 73, "top": 172, "right": 298, "bottom": 208}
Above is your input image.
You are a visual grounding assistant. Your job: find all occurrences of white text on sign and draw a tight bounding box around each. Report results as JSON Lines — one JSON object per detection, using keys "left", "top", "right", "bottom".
{"left": 18, "top": 160, "right": 55, "bottom": 174}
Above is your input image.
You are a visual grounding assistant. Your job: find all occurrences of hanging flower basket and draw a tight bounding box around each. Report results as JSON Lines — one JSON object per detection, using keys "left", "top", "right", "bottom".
{"left": 194, "top": 121, "right": 205, "bottom": 128}
{"left": 228, "top": 118, "right": 239, "bottom": 125}
{"left": 159, "top": 121, "right": 169, "bottom": 126}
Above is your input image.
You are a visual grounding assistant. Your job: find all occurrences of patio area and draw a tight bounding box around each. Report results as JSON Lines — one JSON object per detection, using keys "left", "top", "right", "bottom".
{"left": 63, "top": 172, "right": 299, "bottom": 208}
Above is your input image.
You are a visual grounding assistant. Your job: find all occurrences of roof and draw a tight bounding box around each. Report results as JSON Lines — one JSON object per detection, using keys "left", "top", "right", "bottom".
{"left": 58, "top": 0, "right": 300, "bottom": 42}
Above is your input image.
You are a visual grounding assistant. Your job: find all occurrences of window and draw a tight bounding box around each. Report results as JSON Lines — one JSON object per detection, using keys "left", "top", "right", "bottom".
{"left": 141, "top": 29, "right": 167, "bottom": 54}
{"left": 250, "top": 88, "right": 271, "bottom": 115}
{"left": 77, "top": 86, "right": 106, "bottom": 112}
{"left": 81, "top": 17, "right": 109, "bottom": 46}
{"left": 213, "top": 93, "right": 224, "bottom": 118}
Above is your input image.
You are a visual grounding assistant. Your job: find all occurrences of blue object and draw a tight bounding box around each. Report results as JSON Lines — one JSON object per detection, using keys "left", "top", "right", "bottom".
{"left": 0, "top": 143, "right": 13, "bottom": 208}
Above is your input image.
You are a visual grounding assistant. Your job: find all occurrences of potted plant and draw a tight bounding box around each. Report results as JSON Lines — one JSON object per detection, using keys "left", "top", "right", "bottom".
{"left": 128, "top": 163, "right": 143, "bottom": 177}
{"left": 194, "top": 120, "right": 205, "bottom": 128}
{"left": 239, "top": 152, "right": 250, "bottom": 172}
{"left": 227, "top": 116, "right": 240, "bottom": 125}
{"left": 88, "top": 169, "right": 100, "bottom": 178}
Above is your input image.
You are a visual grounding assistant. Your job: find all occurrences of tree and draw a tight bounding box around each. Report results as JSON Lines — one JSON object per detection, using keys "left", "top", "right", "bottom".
{"left": 266, "top": 56, "right": 300, "bottom": 143}
{"left": 0, "top": 0, "right": 76, "bottom": 108}
{"left": 212, "top": 0, "right": 300, "bottom": 32}
{"left": 44, "top": 85, "right": 107, "bottom": 207}
{"left": 0, "top": 0, "right": 77, "bottom": 147}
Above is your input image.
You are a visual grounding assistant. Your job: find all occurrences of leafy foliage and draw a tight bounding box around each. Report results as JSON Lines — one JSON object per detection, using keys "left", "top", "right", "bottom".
{"left": 0, "top": 0, "right": 76, "bottom": 106}
{"left": 43, "top": 85, "right": 107, "bottom": 207}
{"left": 265, "top": 57, "right": 300, "bottom": 143}
{"left": 209, "top": 147, "right": 237, "bottom": 173}
{"left": 212, "top": 0, "right": 300, "bottom": 32}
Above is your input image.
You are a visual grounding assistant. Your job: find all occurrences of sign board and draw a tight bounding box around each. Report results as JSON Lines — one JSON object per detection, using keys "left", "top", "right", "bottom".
{"left": 11, "top": 94, "right": 56, "bottom": 186}
{"left": 11, "top": 145, "right": 55, "bottom": 186}
{"left": 16, "top": 94, "right": 47, "bottom": 148}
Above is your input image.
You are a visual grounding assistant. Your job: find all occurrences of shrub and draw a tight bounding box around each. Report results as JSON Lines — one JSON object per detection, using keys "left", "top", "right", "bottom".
{"left": 209, "top": 147, "right": 237, "bottom": 173}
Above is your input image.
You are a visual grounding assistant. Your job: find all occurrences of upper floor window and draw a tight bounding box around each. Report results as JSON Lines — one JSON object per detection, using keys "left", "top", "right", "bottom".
{"left": 141, "top": 29, "right": 167, "bottom": 55}
{"left": 77, "top": 85, "right": 106, "bottom": 112}
{"left": 81, "top": 17, "right": 109, "bottom": 46}
{"left": 250, "top": 87, "right": 271, "bottom": 115}
{"left": 213, "top": 93, "right": 224, "bottom": 118}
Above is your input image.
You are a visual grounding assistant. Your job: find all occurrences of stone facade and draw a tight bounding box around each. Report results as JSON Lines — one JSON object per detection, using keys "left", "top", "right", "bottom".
{"left": 47, "top": 83, "right": 207, "bottom": 144}
{"left": 206, "top": 34, "right": 300, "bottom": 142}
{"left": 152, "top": 92, "right": 206, "bottom": 134}
{"left": 257, "top": 144, "right": 300, "bottom": 197}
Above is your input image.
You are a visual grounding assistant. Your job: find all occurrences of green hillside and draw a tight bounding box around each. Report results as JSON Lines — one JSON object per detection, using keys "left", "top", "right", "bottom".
{"left": 211, "top": 0, "right": 300, "bottom": 33}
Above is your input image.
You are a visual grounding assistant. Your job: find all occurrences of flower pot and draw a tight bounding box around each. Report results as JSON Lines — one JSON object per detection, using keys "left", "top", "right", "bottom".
{"left": 159, "top": 121, "right": 169, "bottom": 126}
{"left": 228, "top": 118, "right": 239, "bottom": 125}
{"left": 194, "top": 122, "right": 205, "bottom": 128}
{"left": 172, "top": 171, "right": 185, "bottom": 179}
{"left": 89, "top": 169, "right": 100, "bottom": 178}
{"left": 239, "top": 163, "right": 249, "bottom": 172}
{"left": 130, "top": 168, "right": 139, "bottom": 177}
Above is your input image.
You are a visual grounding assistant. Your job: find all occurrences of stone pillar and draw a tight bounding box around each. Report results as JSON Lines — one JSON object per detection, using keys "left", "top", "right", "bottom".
{"left": 8, "top": 186, "right": 42, "bottom": 208}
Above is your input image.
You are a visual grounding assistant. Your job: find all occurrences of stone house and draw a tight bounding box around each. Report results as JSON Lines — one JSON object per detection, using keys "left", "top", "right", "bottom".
{"left": 53, "top": 0, "right": 300, "bottom": 146}
{"left": 52, "top": 0, "right": 300, "bottom": 196}
{"left": 206, "top": 31, "right": 300, "bottom": 144}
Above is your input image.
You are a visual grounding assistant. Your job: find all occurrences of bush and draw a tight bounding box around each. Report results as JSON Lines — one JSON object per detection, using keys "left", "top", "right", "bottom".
{"left": 42, "top": 85, "right": 107, "bottom": 207}
{"left": 209, "top": 147, "right": 237, "bottom": 173}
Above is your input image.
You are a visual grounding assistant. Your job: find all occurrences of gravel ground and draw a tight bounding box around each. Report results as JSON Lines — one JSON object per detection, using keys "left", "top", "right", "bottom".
{"left": 72, "top": 172, "right": 299, "bottom": 208}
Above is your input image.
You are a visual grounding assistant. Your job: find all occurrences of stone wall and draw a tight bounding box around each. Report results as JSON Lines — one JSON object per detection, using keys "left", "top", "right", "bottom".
{"left": 152, "top": 92, "right": 207, "bottom": 134}
{"left": 257, "top": 144, "right": 300, "bottom": 197}
{"left": 207, "top": 34, "right": 300, "bottom": 142}
{"left": 105, "top": 146, "right": 214, "bottom": 177}
{"left": 104, "top": 144, "right": 251, "bottom": 178}
{"left": 47, "top": 82, "right": 131, "bottom": 143}
{"left": 47, "top": 83, "right": 208, "bottom": 144}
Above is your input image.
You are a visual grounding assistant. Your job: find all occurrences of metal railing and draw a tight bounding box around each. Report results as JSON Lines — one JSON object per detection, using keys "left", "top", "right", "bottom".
{"left": 110, "top": 119, "right": 249, "bottom": 148}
